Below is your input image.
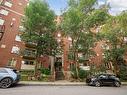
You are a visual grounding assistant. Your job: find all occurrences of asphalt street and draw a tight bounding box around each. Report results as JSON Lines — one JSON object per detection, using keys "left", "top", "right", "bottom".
{"left": 0, "top": 85, "right": 127, "bottom": 95}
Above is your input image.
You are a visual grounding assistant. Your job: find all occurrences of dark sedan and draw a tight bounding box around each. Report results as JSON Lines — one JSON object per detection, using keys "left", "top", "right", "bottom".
{"left": 86, "top": 74, "right": 121, "bottom": 87}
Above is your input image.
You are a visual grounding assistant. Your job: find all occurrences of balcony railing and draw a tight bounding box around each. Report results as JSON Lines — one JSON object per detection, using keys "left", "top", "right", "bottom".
{"left": 22, "top": 50, "right": 36, "bottom": 60}
{"left": 25, "top": 41, "right": 37, "bottom": 48}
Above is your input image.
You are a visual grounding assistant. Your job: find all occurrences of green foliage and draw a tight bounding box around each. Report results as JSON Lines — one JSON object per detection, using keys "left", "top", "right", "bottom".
{"left": 90, "top": 64, "right": 97, "bottom": 75}
{"left": 40, "top": 68, "right": 51, "bottom": 75}
{"left": 100, "top": 12, "right": 127, "bottom": 74}
{"left": 118, "top": 64, "right": 127, "bottom": 80}
{"left": 21, "top": 0, "right": 58, "bottom": 57}
{"left": 20, "top": 70, "right": 34, "bottom": 75}
{"left": 79, "top": 69, "right": 89, "bottom": 79}
{"left": 20, "top": 70, "right": 34, "bottom": 81}
{"left": 61, "top": 0, "right": 109, "bottom": 79}
{"left": 98, "top": 64, "right": 106, "bottom": 73}
{"left": 85, "top": 10, "right": 110, "bottom": 28}
{"left": 21, "top": 75, "right": 29, "bottom": 81}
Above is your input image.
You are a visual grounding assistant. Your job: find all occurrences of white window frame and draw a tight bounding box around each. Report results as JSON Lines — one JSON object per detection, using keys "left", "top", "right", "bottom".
{"left": 4, "top": 1, "right": 12, "bottom": 8}
{"left": 15, "top": 35, "right": 21, "bottom": 42}
{"left": 0, "top": 19, "right": 5, "bottom": 25}
{"left": 11, "top": 46, "right": 20, "bottom": 54}
{"left": 0, "top": 9, "right": 9, "bottom": 16}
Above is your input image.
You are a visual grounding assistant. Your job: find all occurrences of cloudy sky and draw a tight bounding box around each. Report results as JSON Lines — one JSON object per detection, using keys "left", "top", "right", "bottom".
{"left": 46, "top": 0, "right": 127, "bottom": 16}
{"left": 107, "top": 0, "right": 127, "bottom": 15}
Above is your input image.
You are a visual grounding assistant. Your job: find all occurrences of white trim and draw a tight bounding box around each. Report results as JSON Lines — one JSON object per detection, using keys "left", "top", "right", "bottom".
{"left": 0, "top": 9, "right": 9, "bottom": 15}
{"left": 4, "top": 1, "right": 12, "bottom": 8}
{"left": 0, "top": 18, "right": 4, "bottom": 25}
{"left": 1, "top": 6, "right": 25, "bottom": 16}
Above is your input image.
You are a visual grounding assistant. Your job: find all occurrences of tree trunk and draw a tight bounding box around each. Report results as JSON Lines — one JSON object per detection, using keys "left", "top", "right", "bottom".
{"left": 74, "top": 51, "right": 79, "bottom": 79}
{"left": 50, "top": 56, "right": 55, "bottom": 81}
{"left": 113, "top": 60, "right": 119, "bottom": 75}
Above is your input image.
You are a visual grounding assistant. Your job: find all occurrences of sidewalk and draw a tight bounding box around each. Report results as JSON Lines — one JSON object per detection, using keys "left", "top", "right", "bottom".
{"left": 19, "top": 81, "right": 127, "bottom": 86}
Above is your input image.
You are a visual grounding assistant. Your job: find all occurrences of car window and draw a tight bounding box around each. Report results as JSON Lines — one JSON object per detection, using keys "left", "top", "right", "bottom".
{"left": 99, "top": 75, "right": 108, "bottom": 78}
{"left": 0, "top": 68, "right": 8, "bottom": 73}
{"left": 109, "top": 75, "right": 116, "bottom": 79}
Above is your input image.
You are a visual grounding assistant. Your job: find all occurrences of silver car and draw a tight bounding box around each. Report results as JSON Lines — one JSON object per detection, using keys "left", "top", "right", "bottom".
{"left": 0, "top": 68, "right": 20, "bottom": 88}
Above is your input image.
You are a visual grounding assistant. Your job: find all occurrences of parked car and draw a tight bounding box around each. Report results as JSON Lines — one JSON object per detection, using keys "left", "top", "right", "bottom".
{"left": 86, "top": 74, "right": 121, "bottom": 87}
{"left": 0, "top": 68, "right": 20, "bottom": 88}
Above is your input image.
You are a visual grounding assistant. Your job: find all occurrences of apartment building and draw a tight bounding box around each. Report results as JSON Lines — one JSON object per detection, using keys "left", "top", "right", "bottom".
{"left": 0, "top": 0, "right": 29, "bottom": 70}
{"left": 0, "top": 1, "right": 116, "bottom": 80}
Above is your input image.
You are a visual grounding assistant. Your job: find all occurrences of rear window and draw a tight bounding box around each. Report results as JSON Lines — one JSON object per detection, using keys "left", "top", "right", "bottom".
{"left": 0, "top": 68, "right": 8, "bottom": 73}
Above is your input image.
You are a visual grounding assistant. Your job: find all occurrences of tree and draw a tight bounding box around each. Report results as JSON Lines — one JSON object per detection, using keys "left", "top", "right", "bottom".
{"left": 61, "top": 0, "right": 109, "bottom": 79}
{"left": 118, "top": 63, "right": 127, "bottom": 80}
{"left": 21, "top": 0, "right": 58, "bottom": 74}
{"left": 100, "top": 12, "right": 127, "bottom": 75}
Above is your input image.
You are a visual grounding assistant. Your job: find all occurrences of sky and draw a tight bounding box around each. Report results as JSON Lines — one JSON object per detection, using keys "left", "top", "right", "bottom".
{"left": 46, "top": 0, "right": 127, "bottom": 16}
{"left": 46, "top": 0, "right": 68, "bottom": 15}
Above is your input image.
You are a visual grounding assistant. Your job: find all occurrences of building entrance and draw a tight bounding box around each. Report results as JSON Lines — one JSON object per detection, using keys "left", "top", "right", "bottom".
{"left": 55, "top": 57, "right": 64, "bottom": 80}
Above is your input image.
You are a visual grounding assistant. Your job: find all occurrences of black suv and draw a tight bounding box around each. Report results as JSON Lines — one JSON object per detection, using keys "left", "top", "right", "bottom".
{"left": 86, "top": 74, "right": 121, "bottom": 87}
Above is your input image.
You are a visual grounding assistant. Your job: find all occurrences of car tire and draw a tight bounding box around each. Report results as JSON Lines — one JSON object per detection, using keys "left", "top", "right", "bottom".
{"left": 0, "top": 78, "right": 13, "bottom": 89}
{"left": 95, "top": 81, "right": 101, "bottom": 87}
{"left": 114, "top": 81, "right": 121, "bottom": 87}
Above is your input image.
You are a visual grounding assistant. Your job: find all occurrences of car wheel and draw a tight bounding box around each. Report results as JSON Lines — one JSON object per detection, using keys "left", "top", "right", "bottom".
{"left": 95, "top": 81, "right": 101, "bottom": 87}
{"left": 114, "top": 81, "right": 121, "bottom": 87}
{"left": 0, "top": 78, "right": 12, "bottom": 88}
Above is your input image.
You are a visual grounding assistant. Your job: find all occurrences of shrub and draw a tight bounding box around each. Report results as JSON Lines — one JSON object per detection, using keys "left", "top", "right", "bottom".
{"left": 40, "top": 68, "right": 51, "bottom": 75}
{"left": 21, "top": 75, "right": 28, "bottom": 81}
{"left": 79, "top": 69, "right": 89, "bottom": 79}
{"left": 20, "top": 70, "right": 34, "bottom": 81}
{"left": 118, "top": 65, "right": 127, "bottom": 81}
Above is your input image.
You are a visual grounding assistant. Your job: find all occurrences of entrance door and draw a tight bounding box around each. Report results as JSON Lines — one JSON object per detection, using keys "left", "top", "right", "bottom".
{"left": 55, "top": 57, "right": 64, "bottom": 80}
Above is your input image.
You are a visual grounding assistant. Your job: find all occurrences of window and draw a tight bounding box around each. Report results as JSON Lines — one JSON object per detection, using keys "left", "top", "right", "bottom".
{"left": 0, "top": 19, "right": 4, "bottom": 25}
{"left": 1, "top": 44, "right": 6, "bottom": 48}
{"left": 4, "top": 1, "right": 12, "bottom": 7}
{"left": 15, "top": 35, "right": 21, "bottom": 42}
{"left": 99, "top": 75, "right": 108, "bottom": 79}
{"left": 0, "top": 9, "right": 9, "bottom": 15}
{"left": 11, "top": 46, "right": 20, "bottom": 54}
{"left": 105, "top": 63, "right": 110, "bottom": 69}
{"left": 24, "top": 60, "right": 34, "bottom": 65}
{"left": 0, "top": 68, "right": 8, "bottom": 73}
{"left": 8, "top": 58, "right": 17, "bottom": 67}
{"left": 0, "top": 33, "right": 3, "bottom": 40}
{"left": 124, "top": 37, "right": 127, "bottom": 43}
{"left": 19, "top": 26, "right": 25, "bottom": 32}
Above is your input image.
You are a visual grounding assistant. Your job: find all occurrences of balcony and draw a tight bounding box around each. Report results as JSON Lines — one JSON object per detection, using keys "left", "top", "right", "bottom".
{"left": 4, "top": 1, "right": 12, "bottom": 8}
{"left": 22, "top": 50, "right": 36, "bottom": 60}
{"left": 25, "top": 41, "right": 37, "bottom": 48}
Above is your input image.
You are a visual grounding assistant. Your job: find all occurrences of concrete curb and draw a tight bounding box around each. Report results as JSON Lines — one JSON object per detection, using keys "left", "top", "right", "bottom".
{"left": 19, "top": 81, "right": 127, "bottom": 86}
{"left": 19, "top": 82, "right": 86, "bottom": 86}
{"left": 122, "top": 82, "right": 127, "bottom": 86}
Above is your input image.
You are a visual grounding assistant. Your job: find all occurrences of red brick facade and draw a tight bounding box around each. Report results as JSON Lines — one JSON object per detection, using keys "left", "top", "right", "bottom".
{"left": 0, "top": 0, "right": 28, "bottom": 70}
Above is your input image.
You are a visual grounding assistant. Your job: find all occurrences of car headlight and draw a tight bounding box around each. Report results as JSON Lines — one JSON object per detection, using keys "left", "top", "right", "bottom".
{"left": 91, "top": 78, "right": 96, "bottom": 81}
